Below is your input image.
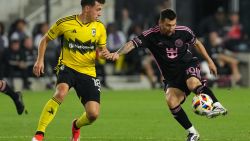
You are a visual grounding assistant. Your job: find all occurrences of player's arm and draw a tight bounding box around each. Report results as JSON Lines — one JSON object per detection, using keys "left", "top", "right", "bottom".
{"left": 33, "top": 35, "right": 51, "bottom": 77}
{"left": 194, "top": 39, "right": 217, "bottom": 76}
{"left": 102, "top": 41, "right": 135, "bottom": 61}
{"left": 33, "top": 19, "right": 63, "bottom": 77}
{"left": 117, "top": 41, "right": 135, "bottom": 55}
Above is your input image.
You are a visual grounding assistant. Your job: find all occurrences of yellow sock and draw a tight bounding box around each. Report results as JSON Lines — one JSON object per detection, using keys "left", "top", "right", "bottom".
{"left": 75, "top": 112, "right": 91, "bottom": 128}
{"left": 36, "top": 97, "right": 61, "bottom": 132}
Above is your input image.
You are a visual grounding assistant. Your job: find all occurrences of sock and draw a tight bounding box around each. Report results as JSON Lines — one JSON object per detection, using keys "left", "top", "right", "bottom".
{"left": 36, "top": 97, "right": 61, "bottom": 133}
{"left": 170, "top": 105, "right": 192, "bottom": 130}
{"left": 0, "top": 80, "right": 18, "bottom": 100}
{"left": 35, "top": 131, "right": 44, "bottom": 136}
{"left": 187, "top": 126, "right": 198, "bottom": 134}
{"left": 75, "top": 112, "right": 91, "bottom": 129}
{"left": 193, "top": 85, "right": 218, "bottom": 103}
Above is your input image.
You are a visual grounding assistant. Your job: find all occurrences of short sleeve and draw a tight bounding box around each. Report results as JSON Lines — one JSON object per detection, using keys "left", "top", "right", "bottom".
{"left": 97, "top": 23, "right": 107, "bottom": 48}
{"left": 185, "top": 27, "right": 196, "bottom": 46}
{"left": 46, "top": 21, "right": 63, "bottom": 40}
{"left": 131, "top": 34, "right": 151, "bottom": 48}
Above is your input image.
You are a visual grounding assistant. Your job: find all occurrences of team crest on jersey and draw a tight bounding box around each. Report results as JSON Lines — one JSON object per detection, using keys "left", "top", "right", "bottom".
{"left": 175, "top": 39, "right": 183, "bottom": 47}
{"left": 92, "top": 28, "right": 96, "bottom": 37}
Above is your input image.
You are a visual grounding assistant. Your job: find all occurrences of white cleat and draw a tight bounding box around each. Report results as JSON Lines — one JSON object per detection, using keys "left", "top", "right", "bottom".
{"left": 186, "top": 133, "right": 200, "bottom": 141}
{"left": 206, "top": 106, "right": 228, "bottom": 118}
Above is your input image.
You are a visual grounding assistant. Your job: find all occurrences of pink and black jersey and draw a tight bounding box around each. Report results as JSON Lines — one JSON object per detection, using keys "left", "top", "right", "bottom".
{"left": 131, "top": 25, "right": 197, "bottom": 81}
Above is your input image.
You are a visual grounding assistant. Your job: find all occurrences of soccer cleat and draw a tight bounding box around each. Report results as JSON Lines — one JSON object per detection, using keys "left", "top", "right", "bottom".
{"left": 71, "top": 119, "right": 80, "bottom": 141}
{"left": 14, "top": 92, "right": 26, "bottom": 115}
{"left": 186, "top": 133, "right": 200, "bottom": 141}
{"left": 31, "top": 134, "right": 44, "bottom": 141}
{"left": 206, "top": 106, "right": 228, "bottom": 118}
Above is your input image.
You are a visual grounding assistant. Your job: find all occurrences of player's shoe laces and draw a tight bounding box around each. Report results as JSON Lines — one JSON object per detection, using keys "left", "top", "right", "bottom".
{"left": 71, "top": 119, "right": 80, "bottom": 141}
{"left": 14, "top": 91, "right": 26, "bottom": 115}
{"left": 186, "top": 133, "right": 200, "bottom": 141}
{"left": 206, "top": 105, "right": 228, "bottom": 118}
{"left": 31, "top": 134, "right": 44, "bottom": 141}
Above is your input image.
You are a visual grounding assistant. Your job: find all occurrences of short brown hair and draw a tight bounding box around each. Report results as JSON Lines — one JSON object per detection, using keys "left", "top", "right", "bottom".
{"left": 81, "top": 0, "right": 105, "bottom": 7}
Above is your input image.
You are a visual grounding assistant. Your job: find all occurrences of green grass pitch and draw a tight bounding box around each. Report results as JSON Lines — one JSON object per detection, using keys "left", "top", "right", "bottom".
{"left": 0, "top": 88, "right": 250, "bottom": 141}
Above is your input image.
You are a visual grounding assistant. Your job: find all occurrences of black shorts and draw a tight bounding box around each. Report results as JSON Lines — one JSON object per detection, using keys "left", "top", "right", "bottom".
{"left": 56, "top": 65, "right": 101, "bottom": 105}
{"left": 163, "top": 59, "right": 202, "bottom": 96}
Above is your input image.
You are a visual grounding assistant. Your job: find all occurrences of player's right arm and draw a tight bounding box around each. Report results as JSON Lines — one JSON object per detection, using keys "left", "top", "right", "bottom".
{"left": 33, "top": 19, "right": 63, "bottom": 77}
{"left": 33, "top": 35, "right": 51, "bottom": 77}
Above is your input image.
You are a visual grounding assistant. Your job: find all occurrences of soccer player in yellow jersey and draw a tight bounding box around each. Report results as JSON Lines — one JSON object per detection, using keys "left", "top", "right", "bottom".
{"left": 31, "top": 0, "right": 111, "bottom": 141}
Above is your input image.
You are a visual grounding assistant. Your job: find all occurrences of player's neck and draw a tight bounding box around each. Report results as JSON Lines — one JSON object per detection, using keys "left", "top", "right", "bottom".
{"left": 78, "top": 13, "right": 91, "bottom": 24}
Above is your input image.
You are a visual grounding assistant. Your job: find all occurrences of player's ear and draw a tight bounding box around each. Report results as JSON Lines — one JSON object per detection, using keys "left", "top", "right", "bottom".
{"left": 83, "top": 5, "right": 90, "bottom": 12}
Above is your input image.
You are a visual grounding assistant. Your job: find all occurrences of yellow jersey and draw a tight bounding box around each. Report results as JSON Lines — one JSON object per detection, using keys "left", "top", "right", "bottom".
{"left": 47, "top": 15, "right": 107, "bottom": 77}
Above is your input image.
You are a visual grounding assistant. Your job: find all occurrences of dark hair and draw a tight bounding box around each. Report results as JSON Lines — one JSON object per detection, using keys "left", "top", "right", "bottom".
{"left": 81, "top": 0, "right": 105, "bottom": 7}
{"left": 160, "top": 9, "right": 176, "bottom": 21}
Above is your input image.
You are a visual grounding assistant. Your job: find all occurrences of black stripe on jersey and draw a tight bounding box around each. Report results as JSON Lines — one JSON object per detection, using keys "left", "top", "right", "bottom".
{"left": 47, "top": 32, "right": 54, "bottom": 39}
{"left": 75, "top": 19, "right": 83, "bottom": 27}
{"left": 56, "top": 15, "right": 76, "bottom": 26}
{"left": 96, "top": 20, "right": 104, "bottom": 24}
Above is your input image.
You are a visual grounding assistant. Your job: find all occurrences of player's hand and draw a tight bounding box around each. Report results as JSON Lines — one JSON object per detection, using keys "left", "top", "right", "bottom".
{"left": 208, "top": 60, "right": 217, "bottom": 77}
{"left": 33, "top": 61, "right": 44, "bottom": 77}
{"left": 100, "top": 48, "right": 111, "bottom": 59}
{"left": 110, "top": 52, "right": 119, "bottom": 61}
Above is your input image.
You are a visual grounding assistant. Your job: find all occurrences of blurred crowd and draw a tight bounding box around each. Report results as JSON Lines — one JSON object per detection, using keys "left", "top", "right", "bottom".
{"left": 0, "top": 20, "right": 59, "bottom": 90}
{"left": 195, "top": 7, "right": 250, "bottom": 87}
{"left": 1, "top": 3, "right": 250, "bottom": 90}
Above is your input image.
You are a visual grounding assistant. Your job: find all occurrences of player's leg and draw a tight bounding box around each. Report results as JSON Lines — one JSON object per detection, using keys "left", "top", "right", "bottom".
{"left": 71, "top": 75, "right": 101, "bottom": 141}
{"left": 71, "top": 101, "right": 100, "bottom": 141}
{"left": 32, "top": 83, "right": 69, "bottom": 141}
{"left": 32, "top": 66, "right": 74, "bottom": 141}
{"left": 165, "top": 87, "right": 199, "bottom": 141}
{"left": 0, "top": 80, "right": 25, "bottom": 115}
{"left": 186, "top": 65, "right": 228, "bottom": 118}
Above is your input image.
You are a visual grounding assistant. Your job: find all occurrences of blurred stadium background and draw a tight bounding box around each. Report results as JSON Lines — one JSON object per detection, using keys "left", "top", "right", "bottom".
{"left": 1, "top": 0, "right": 250, "bottom": 90}
{"left": 0, "top": 0, "right": 250, "bottom": 141}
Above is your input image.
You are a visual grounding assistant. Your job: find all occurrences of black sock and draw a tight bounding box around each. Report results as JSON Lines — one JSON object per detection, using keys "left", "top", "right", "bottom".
{"left": 0, "top": 81, "right": 18, "bottom": 101}
{"left": 73, "top": 120, "right": 80, "bottom": 130}
{"left": 193, "top": 85, "right": 218, "bottom": 103}
{"left": 35, "top": 131, "right": 44, "bottom": 136}
{"left": 170, "top": 105, "right": 192, "bottom": 130}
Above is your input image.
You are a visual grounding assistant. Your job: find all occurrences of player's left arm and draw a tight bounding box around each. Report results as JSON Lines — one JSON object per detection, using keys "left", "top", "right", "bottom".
{"left": 194, "top": 39, "right": 217, "bottom": 76}
{"left": 101, "top": 41, "right": 135, "bottom": 61}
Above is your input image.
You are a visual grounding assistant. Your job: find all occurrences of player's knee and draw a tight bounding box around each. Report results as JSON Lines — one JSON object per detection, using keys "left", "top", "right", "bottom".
{"left": 186, "top": 77, "right": 202, "bottom": 91}
{"left": 87, "top": 111, "right": 99, "bottom": 122}
{"left": 54, "top": 91, "right": 67, "bottom": 102}
{"left": 165, "top": 93, "right": 180, "bottom": 109}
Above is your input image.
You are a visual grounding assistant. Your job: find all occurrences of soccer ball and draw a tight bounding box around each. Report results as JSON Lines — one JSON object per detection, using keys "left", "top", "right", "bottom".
{"left": 192, "top": 94, "right": 213, "bottom": 115}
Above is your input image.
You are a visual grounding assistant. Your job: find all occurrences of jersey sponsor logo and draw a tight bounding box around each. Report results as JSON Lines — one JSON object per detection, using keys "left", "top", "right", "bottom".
{"left": 92, "top": 28, "right": 96, "bottom": 37}
{"left": 64, "top": 38, "right": 96, "bottom": 54}
{"left": 175, "top": 39, "right": 183, "bottom": 47}
{"left": 166, "top": 48, "right": 178, "bottom": 59}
